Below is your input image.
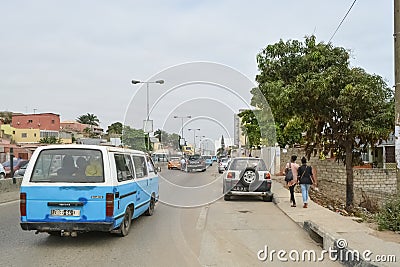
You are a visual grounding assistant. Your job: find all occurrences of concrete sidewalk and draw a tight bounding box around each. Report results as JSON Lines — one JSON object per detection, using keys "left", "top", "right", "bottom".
{"left": 272, "top": 177, "right": 400, "bottom": 267}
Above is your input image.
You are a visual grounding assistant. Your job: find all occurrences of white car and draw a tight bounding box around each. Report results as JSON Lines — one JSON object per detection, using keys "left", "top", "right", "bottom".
{"left": 223, "top": 157, "right": 273, "bottom": 202}
{"left": 218, "top": 158, "right": 230, "bottom": 173}
{"left": 0, "top": 163, "right": 5, "bottom": 179}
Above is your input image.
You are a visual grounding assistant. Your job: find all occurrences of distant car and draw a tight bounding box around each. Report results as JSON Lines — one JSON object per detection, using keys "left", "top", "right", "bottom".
{"left": 3, "top": 159, "right": 28, "bottom": 177}
{"left": 223, "top": 157, "right": 273, "bottom": 202}
{"left": 218, "top": 157, "right": 230, "bottom": 173}
{"left": 202, "top": 155, "right": 213, "bottom": 166}
{"left": 13, "top": 160, "right": 30, "bottom": 178}
{"left": 0, "top": 163, "right": 5, "bottom": 179}
{"left": 185, "top": 154, "right": 206, "bottom": 172}
{"left": 168, "top": 157, "right": 182, "bottom": 170}
{"left": 212, "top": 156, "right": 217, "bottom": 162}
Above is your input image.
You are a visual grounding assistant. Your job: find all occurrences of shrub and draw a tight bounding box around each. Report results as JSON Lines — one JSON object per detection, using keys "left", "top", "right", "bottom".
{"left": 376, "top": 194, "right": 400, "bottom": 231}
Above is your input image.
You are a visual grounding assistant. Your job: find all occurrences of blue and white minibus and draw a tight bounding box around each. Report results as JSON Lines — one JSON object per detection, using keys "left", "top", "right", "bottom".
{"left": 20, "top": 145, "right": 159, "bottom": 237}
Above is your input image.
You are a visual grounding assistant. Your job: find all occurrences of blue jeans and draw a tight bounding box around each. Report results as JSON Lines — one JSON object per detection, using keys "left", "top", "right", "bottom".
{"left": 301, "top": 184, "right": 311, "bottom": 204}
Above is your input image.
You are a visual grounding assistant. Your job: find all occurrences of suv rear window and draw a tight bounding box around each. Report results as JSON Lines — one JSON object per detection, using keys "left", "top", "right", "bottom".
{"left": 229, "top": 158, "right": 267, "bottom": 171}
{"left": 30, "top": 148, "right": 104, "bottom": 183}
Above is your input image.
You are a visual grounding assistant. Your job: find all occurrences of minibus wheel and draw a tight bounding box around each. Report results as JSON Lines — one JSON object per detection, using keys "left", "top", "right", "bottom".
{"left": 145, "top": 195, "right": 156, "bottom": 216}
{"left": 118, "top": 207, "right": 133, "bottom": 237}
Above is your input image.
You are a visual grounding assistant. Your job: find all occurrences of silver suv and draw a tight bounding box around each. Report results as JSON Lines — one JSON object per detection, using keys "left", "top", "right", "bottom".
{"left": 223, "top": 157, "right": 273, "bottom": 201}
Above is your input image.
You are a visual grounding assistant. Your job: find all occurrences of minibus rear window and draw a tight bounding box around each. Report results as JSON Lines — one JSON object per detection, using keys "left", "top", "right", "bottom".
{"left": 30, "top": 148, "right": 104, "bottom": 183}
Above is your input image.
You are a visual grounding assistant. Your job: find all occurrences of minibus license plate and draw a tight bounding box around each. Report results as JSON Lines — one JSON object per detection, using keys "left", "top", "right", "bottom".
{"left": 51, "top": 209, "right": 80, "bottom": 217}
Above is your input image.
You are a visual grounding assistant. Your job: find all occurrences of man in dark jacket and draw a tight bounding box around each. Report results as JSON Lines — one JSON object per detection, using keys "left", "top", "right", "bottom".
{"left": 297, "top": 157, "right": 316, "bottom": 208}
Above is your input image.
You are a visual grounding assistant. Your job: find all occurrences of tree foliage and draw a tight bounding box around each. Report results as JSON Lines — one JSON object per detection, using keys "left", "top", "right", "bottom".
{"left": 121, "top": 126, "right": 147, "bottom": 152}
{"left": 77, "top": 113, "right": 100, "bottom": 126}
{"left": 0, "top": 111, "right": 12, "bottom": 124}
{"left": 107, "top": 122, "right": 123, "bottom": 135}
{"left": 254, "top": 35, "right": 394, "bottom": 208}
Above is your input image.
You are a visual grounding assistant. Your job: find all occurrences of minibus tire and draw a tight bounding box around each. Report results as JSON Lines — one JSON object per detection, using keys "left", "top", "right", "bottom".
{"left": 145, "top": 195, "right": 155, "bottom": 216}
{"left": 118, "top": 207, "right": 133, "bottom": 237}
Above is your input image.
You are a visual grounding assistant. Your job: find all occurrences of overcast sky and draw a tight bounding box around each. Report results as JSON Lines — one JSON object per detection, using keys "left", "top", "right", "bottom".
{"left": 0, "top": 0, "right": 394, "bottom": 144}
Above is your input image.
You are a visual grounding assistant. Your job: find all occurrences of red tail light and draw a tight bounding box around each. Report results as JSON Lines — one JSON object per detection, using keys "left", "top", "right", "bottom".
{"left": 227, "top": 172, "right": 235, "bottom": 179}
{"left": 20, "top": 193, "right": 27, "bottom": 216}
{"left": 264, "top": 173, "right": 271, "bottom": 180}
{"left": 106, "top": 193, "right": 114, "bottom": 217}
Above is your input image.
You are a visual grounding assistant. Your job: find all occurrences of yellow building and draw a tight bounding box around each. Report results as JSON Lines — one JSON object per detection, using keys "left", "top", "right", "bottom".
{"left": 1, "top": 125, "right": 41, "bottom": 143}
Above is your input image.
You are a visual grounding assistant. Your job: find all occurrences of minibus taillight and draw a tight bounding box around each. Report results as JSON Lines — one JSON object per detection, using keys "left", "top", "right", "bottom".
{"left": 20, "top": 193, "right": 27, "bottom": 217}
{"left": 227, "top": 172, "right": 235, "bottom": 179}
{"left": 265, "top": 173, "right": 271, "bottom": 180}
{"left": 106, "top": 193, "right": 114, "bottom": 217}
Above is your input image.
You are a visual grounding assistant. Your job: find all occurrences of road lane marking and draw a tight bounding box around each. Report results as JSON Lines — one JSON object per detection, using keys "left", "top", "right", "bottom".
{"left": 196, "top": 205, "right": 209, "bottom": 230}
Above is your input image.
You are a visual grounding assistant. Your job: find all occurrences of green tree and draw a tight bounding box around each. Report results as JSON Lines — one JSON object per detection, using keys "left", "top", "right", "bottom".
{"left": 77, "top": 113, "right": 100, "bottom": 126}
{"left": 238, "top": 110, "right": 261, "bottom": 149}
{"left": 107, "top": 122, "right": 123, "bottom": 135}
{"left": 122, "top": 126, "right": 147, "bottom": 152}
{"left": 39, "top": 136, "right": 62, "bottom": 144}
{"left": 0, "top": 111, "right": 12, "bottom": 124}
{"left": 254, "top": 35, "right": 394, "bottom": 209}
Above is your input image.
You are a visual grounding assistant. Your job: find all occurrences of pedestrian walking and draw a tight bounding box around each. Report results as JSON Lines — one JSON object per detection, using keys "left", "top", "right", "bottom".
{"left": 297, "top": 157, "right": 316, "bottom": 208}
{"left": 285, "top": 155, "right": 299, "bottom": 207}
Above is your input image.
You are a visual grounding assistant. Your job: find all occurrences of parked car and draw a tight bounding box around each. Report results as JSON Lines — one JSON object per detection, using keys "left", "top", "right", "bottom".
{"left": 185, "top": 154, "right": 206, "bottom": 172}
{"left": 3, "top": 159, "right": 29, "bottom": 177}
{"left": 168, "top": 157, "right": 182, "bottom": 170}
{"left": 218, "top": 157, "right": 230, "bottom": 173}
{"left": 212, "top": 155, "right": 217, "bottom": 162}
{"left": 13, "top": 160, "right": 30, "bottom": 178}
{"left": 202, "top": 155, "right": 213, "bottom": 166}
{"left": 223, "top": 157, "right": 273, "bottom": 202}
{"left": 0, "top": 163, "right": 5, "bottom": 179}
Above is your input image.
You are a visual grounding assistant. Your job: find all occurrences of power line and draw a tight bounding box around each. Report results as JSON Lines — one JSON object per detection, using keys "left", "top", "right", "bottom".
{"left": 328, "top": 0, "right": 358, "bottom": 43}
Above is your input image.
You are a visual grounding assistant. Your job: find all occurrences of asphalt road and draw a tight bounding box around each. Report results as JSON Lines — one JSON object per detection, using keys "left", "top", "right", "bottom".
{"left": 0, "top": 165, "right": 341, "bottom": 266}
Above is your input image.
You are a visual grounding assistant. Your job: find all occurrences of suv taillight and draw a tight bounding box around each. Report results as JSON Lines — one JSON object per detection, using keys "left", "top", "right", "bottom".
{"left": 227, "top": 172, "right": 235, "bottom": 179}
{"left": 20, "top": 192, "right": 27, "bottom": 216}
{"left": 264, "top": 173, "right": 271, "bottom": 180}
{"left": 106, "top": 193, "right": 114, "bottom": 217}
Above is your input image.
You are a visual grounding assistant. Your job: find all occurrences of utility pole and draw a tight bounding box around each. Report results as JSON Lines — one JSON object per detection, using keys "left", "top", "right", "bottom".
{"left": 395, "top": 0, "right": 400, "bottom": 192}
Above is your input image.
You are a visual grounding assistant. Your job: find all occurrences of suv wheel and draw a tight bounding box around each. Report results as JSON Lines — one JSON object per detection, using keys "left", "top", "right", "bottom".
{"left": 224, "top": 194, "right": 231, "bottom": 201}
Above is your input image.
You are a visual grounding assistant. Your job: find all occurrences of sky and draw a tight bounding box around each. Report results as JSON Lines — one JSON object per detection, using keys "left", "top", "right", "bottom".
{"left": 0, "top": 0, "right": 394, "bottom": 147}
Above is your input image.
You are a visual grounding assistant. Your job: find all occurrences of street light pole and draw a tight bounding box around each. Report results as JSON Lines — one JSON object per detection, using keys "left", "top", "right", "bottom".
{"left": 131, "top": 79, "right": 164, "bottom": 151}
{"left": 188, "top": 128, "right": 200, "bottom": 154}
{"left": 173, "top": 115, "right": 191, "bottom": 146}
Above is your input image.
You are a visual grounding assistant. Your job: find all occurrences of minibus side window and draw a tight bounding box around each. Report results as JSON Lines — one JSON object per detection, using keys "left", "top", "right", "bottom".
{"left": 147, "top": 156, "right": 156, "bottom": 173}
{"left": 114, "top": 154, "right": 134, "bottom": 182}
{"left": 132, "top": 155, "right": 148, "bottom": 178}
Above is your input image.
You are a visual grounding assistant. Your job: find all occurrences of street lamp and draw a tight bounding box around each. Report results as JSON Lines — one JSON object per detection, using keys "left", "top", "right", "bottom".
{"left": 173, "top": 115, "right": 191, "bottom": 146}
{"left": 131, "top": 79, "right": 164, "bottom": 151}
{"left": 188, "top": 128, "right": 200, "bottom": 154}
{"left": 196, "top": 135, "right": 205, "bottom": 154}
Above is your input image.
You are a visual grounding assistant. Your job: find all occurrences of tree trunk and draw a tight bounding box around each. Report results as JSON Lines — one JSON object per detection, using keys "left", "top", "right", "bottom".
{"left": 345, "top": 142, "right": 354, "bottom": 209}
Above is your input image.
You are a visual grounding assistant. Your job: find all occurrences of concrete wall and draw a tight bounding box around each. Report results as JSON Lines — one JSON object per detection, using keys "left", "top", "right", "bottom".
{"left": 281, "top": 148, "right": 397, "bottom": 205}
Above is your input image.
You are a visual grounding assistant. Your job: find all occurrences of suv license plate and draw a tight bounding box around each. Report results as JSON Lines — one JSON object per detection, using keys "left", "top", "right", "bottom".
{"left": 51, "top": 209, "right": 80, "bottom": 217}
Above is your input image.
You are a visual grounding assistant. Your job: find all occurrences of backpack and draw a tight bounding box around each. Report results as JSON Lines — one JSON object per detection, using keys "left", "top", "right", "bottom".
{"left": 284, "top": 162, "right": 293, "bottom": 182}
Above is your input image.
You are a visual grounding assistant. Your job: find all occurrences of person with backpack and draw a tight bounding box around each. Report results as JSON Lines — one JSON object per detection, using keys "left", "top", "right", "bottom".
{"left": 297, "top": 157, "right": 316, "bottom": 208}
{"left": 285, "top": 155, "right": 299, "bottom": 207}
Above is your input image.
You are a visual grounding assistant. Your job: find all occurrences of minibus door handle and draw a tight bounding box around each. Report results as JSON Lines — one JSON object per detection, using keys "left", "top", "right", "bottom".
{"left": 115, "top": 192, "right": 120, "bottom": 198}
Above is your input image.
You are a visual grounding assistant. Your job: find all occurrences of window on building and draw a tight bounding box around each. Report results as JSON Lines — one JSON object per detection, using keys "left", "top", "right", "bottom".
{"left": 34, "top": 133, "right": 37, "bottom": 137}
{"left": 52, "top": 119, "right": 55, "bottom": 124}
{"left": 21, "top": 133, "right": 27, "bottom": 138}
{"left": 28, "top": 120, "right": 33, "bottom": 123}
{"left": 12, "top": 131, "right": 15, "bottom": 134}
